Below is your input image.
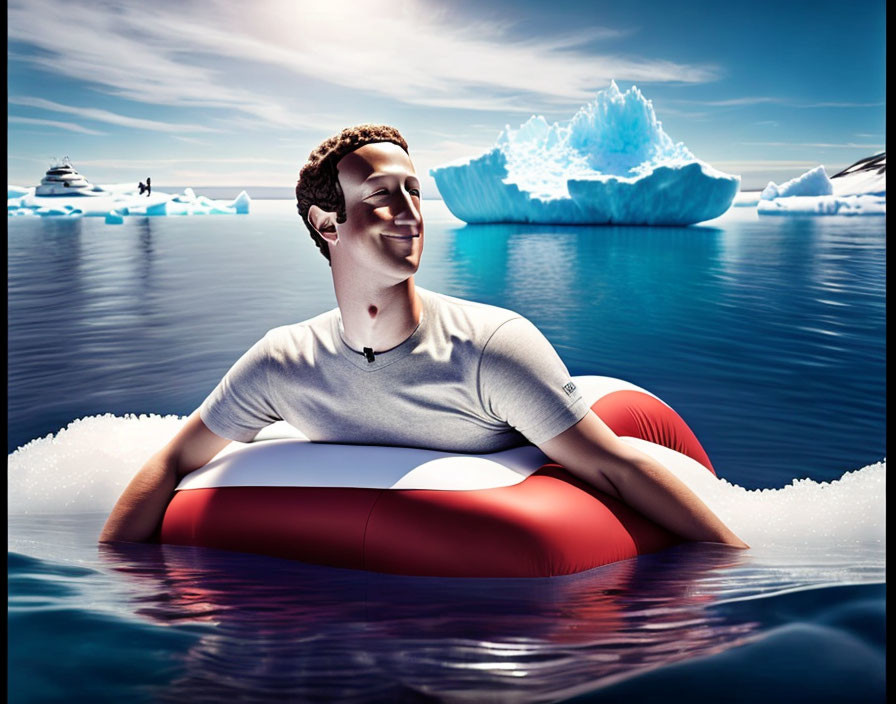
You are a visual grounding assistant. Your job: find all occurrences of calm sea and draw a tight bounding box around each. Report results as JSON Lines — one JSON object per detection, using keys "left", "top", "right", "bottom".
{"left": 8, "top": 200, "right": 885, "bottom": 702}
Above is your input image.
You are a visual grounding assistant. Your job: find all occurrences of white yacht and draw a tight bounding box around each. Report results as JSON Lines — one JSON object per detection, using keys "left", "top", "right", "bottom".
{"left": 35, "top": 157, "right": 103, "bottom": 196}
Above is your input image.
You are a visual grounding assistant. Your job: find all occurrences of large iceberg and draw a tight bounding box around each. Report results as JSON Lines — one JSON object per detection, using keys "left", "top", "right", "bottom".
{"left": 430, "top": 82, "right": 740, "bottom": 226}
{"left": 756, "top": 153, "right": 885, "bottom": 216}
{"left": 8, "top": 184, "right": 251, "bottom": 223}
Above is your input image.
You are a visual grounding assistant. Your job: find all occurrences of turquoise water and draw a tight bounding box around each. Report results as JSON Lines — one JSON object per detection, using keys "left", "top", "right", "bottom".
{"left": 8, "top": 201, "right": 886, "bottom": 702}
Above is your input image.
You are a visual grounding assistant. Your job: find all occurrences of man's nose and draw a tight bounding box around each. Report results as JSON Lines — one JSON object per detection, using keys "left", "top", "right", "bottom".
{"left": 394, "top": 191, "right": 422, "bottom": 230}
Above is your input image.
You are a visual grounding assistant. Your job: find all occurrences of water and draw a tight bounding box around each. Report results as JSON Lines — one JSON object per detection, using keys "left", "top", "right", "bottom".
{"left": 8, "top": 201, "right": 885, "bottom": 702}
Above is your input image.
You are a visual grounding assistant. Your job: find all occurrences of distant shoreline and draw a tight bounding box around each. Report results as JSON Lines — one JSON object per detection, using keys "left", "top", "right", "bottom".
{"left": 148, "top": 187, "right": 447, "bottom": 201}
{"left": 136, "top": 186, "right": 771, "bottom": 200}
{"left": 152, "top": 186, "right": 295, "bottom": 200}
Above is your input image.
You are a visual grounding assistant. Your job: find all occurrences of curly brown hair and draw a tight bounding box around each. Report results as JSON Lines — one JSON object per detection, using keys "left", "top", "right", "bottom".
{"left": 295, "top": 124, "right": 409, "bottom": 263}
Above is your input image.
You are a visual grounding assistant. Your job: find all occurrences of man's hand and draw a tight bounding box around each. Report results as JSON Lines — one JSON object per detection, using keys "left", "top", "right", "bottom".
{"left": 538, "top": 411, "right": 748, "bottom": 549}
{"left": 99, "top": 411, "right": 231, "bottom": 543}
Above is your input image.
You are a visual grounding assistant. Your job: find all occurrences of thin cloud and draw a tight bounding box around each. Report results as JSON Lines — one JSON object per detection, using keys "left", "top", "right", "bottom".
{"left": 9, "top": 97, "right": 221, "bottom": 133}
{"left": 799, "top": 101, "right": 885, "bottom": 108}
{"left": 676, "top": 96, "right": 884, "bottom": 108}
{"left": 8, "top": 0, "right": 719, "bottom": 124}
{"left": 8, "top": 116, "right": 106, "bottom": 135}
{"left": 72, "top": 156, "right": 298, "bottom": 169}
{"left": 649, "top": 105, "right": 711, "bottom": 120}
{"left": 739, "top": 141, "right": 885, "bottom": 149}
{"left": 172, "top": 135, "right": 213, "bottom": 146}
{"left": 710, "top": 160, "right": 852, "bottom": 172}
{"left": 713, "top": 160, "right": 828, "bottom": 168}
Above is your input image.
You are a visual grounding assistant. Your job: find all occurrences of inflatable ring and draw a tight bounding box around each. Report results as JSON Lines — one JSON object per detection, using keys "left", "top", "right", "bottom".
{"left": 160, "top": 376, "right": 716, "bottom": 577}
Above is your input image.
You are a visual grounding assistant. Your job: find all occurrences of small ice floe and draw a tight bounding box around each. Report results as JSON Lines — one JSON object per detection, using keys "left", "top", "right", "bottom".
{"left": 8, "top": 179, "right": 253, "bottom": 223}
{"left": 757, "top": 194, "right": 886, "bottom": 216}
{"left": 757, "top": 155, "right": 885, "bottom": 216}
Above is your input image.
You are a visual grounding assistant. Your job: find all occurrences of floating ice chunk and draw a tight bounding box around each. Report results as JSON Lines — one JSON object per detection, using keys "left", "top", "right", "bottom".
{"left": 173, "top": 187, "right": 198, "bottom": 203}
{"left": 231, "top": 190, "right": 251, "bottom": 214}
{"left": 757, "top": 194, "right": 885, "bottom": 216}
{"left": 36, "top": 205, "right": 70, "bottom": 216}
{"left": 761, "top": 165, "right": 834, "bottom": 200}
{"left": 752, "top": 156, "right": 885, "bottom": 215}
{"left": 144, "top": 200, "right": 170, "bottom": 216}
{"left": 105, "top": 210, "right": 125, "bottom": 225}
{"left": 8, "top": 185, "right": 251, "bottom": 222}
{"left": 431, "top": 81, "right": 739, "bottom": 225}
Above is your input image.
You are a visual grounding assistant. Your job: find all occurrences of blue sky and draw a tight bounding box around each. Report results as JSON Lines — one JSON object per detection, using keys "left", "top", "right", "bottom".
{"left": 7, "top": 0, "right": 886, "bottom": 193}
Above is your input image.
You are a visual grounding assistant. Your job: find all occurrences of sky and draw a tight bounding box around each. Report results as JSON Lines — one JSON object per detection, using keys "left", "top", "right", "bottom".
{"left": 7, "top": 0, "right": 886, "bottom": 194}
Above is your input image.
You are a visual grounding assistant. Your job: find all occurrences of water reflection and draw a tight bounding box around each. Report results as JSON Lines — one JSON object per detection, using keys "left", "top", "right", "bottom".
{"left": 98, "top": 542, "right": 755, "bottom": 702}
{"left": 135, "top": 217, "right": 156, "bottom": 288}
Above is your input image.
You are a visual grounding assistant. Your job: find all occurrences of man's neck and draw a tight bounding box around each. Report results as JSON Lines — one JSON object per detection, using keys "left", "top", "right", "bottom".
{"left": 332, "top": 275, "right": 422, "bottom": 353}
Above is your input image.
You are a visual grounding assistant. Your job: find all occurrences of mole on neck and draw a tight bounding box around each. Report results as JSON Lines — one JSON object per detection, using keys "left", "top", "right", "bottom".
{"left": 368, "top": 305, "right": 378, "bottom": 318}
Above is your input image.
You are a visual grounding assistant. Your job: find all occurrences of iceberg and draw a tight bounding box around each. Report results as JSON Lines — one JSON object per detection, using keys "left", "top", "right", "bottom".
{"left": 430, "top": 81, "right": 740, "bottom": 226}
{"left": 760, "top": 165, "right": 833, "bottom": 200}
{"left": 757, "top": 154, "right": 885, "bottom": 216}
{"left": 7, "top": 184, "right": 252, "bottom": 222}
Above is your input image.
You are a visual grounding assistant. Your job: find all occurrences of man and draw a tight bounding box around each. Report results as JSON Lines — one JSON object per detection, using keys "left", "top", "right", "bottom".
{"left": 101, "top": 125, "right": 746, "bottom": 550}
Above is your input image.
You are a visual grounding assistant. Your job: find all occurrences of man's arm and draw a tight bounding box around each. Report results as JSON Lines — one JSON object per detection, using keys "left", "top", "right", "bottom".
{"left": 99, "top": 411, "right": 232, "bottom": 543}
{"left": 538, "top": 410, "right": 748, "bottom": 548}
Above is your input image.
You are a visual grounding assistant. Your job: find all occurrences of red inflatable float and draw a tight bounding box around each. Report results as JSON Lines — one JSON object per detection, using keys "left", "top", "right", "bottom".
{"left": 160, "top": 376, "right": 716, "bottom": 577}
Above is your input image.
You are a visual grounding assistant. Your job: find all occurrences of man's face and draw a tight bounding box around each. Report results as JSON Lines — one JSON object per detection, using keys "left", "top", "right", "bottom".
{"left": 333, "top": 142, "right": 423, "bottom": 281}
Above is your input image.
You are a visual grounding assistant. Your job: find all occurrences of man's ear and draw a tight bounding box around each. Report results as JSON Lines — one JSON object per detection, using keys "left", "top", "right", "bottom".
{"left": 308, "top": 205, "right": 339, "bottom": 245}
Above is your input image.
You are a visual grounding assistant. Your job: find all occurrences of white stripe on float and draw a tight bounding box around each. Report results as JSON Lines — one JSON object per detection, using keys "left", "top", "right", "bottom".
{"left": 176, "top": 440, "right": 551, "bottom": 492}
{"left": 177, "top": 376, "right": 672, "bottom": 492}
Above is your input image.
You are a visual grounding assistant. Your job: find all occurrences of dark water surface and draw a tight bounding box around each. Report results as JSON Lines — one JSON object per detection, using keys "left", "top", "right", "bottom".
{"left": 8, "top": 202, "right": 886, "bottom": 702}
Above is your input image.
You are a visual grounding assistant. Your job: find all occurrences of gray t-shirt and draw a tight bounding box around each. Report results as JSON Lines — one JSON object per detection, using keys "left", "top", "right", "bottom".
{"left": 199, "top": 288, "right": 589, "bottom": 452}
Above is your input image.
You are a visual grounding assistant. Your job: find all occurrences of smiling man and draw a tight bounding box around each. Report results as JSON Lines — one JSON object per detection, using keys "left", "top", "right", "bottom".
{"left": 101, "top": 124, "right": 746, "bottom": 550}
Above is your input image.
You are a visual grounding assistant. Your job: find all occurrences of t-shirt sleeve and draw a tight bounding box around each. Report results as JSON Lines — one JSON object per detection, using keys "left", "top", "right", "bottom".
{"left": 478, "top": 317, "right": 590, "bottom": 445}
{"left": 198, "top": 333, "right": 283, "bottom": 442}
